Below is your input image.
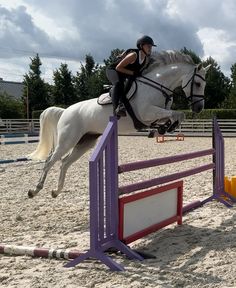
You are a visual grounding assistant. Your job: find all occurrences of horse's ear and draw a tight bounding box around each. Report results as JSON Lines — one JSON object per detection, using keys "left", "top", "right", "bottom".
{"left": 197, "top": 63, "right": 203, "bottom": 71}
{"left": 204, "top": 64, "right": 211, "bottom": 72}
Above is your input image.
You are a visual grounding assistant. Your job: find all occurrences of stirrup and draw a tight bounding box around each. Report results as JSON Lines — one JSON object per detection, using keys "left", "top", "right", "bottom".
{"left": 115, "top": 104, "right": 127, "bottom": 117}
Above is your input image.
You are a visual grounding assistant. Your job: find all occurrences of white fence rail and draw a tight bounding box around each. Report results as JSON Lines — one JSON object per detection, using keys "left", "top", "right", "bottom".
{"left": 177, "top": 119, "right": 236, "bottom": 137}
{"left": 0, "top": 119, "right": 40, "bottom": 134}
{"left": 0, "top": 118, "right": 236, "bottom": 137}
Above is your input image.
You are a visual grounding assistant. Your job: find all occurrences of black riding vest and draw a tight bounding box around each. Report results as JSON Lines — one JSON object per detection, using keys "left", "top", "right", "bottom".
{"left": 124, "top": 49, "right": 147, "bottom": 72}
{"left": 110, "top": 49, "right": 147, "bottom": 72}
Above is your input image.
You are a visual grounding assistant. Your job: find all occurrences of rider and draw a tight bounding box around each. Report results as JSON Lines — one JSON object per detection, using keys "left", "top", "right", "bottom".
{"left": 106, "top": 35, "right": 157, "bottom": 117}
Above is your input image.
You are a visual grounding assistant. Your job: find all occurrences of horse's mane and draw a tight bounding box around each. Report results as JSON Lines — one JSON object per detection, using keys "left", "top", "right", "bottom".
{"left": 143, "top": 50, "right": 195, "bottom": 74}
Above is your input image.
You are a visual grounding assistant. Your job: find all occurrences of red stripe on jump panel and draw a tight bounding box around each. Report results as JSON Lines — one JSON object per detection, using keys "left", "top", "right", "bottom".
{"left": 118, "top": 181, "right": 183, "bottom": 244}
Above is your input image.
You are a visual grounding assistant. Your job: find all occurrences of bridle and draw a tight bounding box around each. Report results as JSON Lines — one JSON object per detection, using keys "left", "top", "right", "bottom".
{"left": 182, "top": 67, "right": 206, "bottom": 109}
{"left": 137, "top": 67, "right": 206, "bottom": 109}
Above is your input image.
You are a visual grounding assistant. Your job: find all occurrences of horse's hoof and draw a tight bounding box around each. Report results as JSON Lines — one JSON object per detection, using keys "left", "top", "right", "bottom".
{"left": 28, "top": 190, "right": 35, "bottom": 198}
{"left": 158, "top": 119, "right": 172, "bottom": 135}
{"left": 51, "top": 191, "right": 58, "bottom": 198}
{"left": 167, "top": 120, "right": 179, "bottom": 133}
{"left": 148, "top": 130, "right": 155, "bottom": 138}
{"left": 158, "top": 126, "right": 166, "bottom": 135}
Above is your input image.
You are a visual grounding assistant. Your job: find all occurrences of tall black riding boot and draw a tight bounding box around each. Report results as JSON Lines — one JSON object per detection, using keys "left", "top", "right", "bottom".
{"left": 111, "top": 82, "right": 126, "bottom": 117}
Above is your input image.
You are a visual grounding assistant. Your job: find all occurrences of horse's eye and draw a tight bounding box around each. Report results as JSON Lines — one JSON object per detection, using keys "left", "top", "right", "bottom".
{"left": 195, "top": 82, "right": 201, "bottom": 87}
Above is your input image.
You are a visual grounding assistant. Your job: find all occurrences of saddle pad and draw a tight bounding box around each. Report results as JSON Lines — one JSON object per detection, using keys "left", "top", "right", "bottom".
{"left": 97, "top": 93, "right": 112, "bottom": 105}
{"left": 97, "top": 83, "right": 136, "bottom": 106}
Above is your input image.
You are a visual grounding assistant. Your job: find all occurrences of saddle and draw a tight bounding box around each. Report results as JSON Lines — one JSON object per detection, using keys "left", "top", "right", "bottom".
{"left": 97, "top": 81, "right": 147, "bottom": 130}
{"left": 97, "top": 82, "right": 137, "bottom": 106}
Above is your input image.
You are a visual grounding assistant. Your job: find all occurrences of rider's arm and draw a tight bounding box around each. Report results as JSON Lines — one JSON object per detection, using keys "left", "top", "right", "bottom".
{"left": 115, "top": 52, "right": 137, "bottom": 76}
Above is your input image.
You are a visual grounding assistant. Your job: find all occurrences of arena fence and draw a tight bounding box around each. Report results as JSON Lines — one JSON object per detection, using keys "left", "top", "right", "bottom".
{"left": 1, "top": 118, "right": 236, "bottom": 136}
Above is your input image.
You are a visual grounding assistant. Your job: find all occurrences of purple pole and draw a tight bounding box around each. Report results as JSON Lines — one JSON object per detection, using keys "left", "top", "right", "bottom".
{"left": 201, "top": 117, "right": 236, "bottom": 207}
{"left": 64, "top": 117, "right": 143, "bottom": 271}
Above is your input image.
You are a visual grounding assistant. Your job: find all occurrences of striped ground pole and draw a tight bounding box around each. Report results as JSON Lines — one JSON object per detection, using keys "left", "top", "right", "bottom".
{"left": 0, "top": 157, "right": 30, "bottom": 165}
{"left": 0, "top": 244, "right": 83, "bottom": 260}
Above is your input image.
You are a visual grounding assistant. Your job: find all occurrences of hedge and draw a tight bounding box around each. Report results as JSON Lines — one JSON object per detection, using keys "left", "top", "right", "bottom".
{"left": 182, "top": 109, "right": 236, "bottom": 119}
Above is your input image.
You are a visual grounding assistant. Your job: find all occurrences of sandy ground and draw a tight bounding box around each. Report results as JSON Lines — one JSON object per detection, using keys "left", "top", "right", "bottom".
{"left": 1, "top": 135, "right": 236, "bottom": 288}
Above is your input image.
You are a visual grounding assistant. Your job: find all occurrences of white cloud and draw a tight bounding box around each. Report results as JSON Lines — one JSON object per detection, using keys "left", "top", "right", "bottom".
{"left": 0, "top": 0, "right": 25, "bottom": 9}
{"left": 197, "top": 27, "right": 236, "bottom": 74}
{"left": 0, "top": 57, "right": 28, "bottom": 82}
{"left": 40, "top": 58, "right": 81, "bottom": 84}
{"left": 0, "top": 0, "right": 236, "bottom": 81}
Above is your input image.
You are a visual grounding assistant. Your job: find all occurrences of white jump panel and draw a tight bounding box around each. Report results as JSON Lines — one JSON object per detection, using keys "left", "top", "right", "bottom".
{"left": 119, "top": 181, "right": 183, "bottom": 244}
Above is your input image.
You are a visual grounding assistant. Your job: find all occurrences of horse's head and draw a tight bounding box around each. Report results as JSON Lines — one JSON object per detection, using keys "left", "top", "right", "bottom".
{"left": 181, "top": 63, "right": 211, "bottom": 113}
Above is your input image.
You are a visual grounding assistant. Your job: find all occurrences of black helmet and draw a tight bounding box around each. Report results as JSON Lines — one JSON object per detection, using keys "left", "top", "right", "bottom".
{"left": 136, "top": 35, "right": 157, "bottom": 49}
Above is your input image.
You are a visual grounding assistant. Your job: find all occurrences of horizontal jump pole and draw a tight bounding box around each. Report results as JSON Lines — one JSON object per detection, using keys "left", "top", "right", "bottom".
{"left": 118, "top": 148, "right": 215, "bottom": 173}
{"left": 0, "top": 157, "right": 30, "bottom": 164}
{"left": 119, "top": 163, "right": 215, "bottom": 194}
{"left": 0, "top": 140, "right": 38, "bottom": 145}
{"left": 0, "top": 244, "right": 83, "bottom": 260}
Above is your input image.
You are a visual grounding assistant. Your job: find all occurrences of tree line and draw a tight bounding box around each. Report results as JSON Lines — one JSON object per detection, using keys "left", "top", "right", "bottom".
{"left": 1, "top": 47, "right": 236, "bottom": 118}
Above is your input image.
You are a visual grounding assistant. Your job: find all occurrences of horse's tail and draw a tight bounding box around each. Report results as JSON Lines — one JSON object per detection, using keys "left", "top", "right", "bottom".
{"left": 29, "top": 106, "right": 65, "bottom": 160}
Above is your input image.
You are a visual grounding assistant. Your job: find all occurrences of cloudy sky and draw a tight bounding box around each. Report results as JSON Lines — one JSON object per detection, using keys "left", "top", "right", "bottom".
{"left": 0, "top": 0, "right": 236, "bottom": 83}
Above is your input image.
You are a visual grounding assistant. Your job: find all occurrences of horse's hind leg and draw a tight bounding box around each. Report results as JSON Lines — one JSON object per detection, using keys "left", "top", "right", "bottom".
{"left": 28, "top": 149, "right": 62, "bottom": 198}
{"left": 51, "top": 134, "right": 99, "bottom": 198}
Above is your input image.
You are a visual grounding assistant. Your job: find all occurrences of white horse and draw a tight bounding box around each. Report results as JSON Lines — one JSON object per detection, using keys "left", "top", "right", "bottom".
{"left": 28, "top": 50, "right": 211, "bottom": 198}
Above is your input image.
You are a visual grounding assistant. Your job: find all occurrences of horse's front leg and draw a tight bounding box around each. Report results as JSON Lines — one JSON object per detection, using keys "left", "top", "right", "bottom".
{"left": 141, "top": 105, "right": 172, "bottom": 124}
{"left": 170, "top": 110, "right": 186, "bottom": 124}
{"left": 141, "top": 106, "right": 185, "bottom": 134}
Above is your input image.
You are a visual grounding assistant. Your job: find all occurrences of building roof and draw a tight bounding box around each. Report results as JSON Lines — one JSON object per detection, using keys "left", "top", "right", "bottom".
{"left": 0, "top": 79, "right": 24, "bottom": 99}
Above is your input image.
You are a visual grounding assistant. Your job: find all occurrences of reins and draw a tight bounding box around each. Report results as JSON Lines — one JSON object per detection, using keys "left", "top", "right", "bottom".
{"left": 137, "top": 67, "right": 206, "bottom": 109}
{"left": 137, "top": 76, "right": 175, "bottom": 108}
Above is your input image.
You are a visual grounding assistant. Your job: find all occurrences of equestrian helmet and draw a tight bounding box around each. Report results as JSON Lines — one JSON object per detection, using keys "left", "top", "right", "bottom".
{"left": 136, "top": 35, "right": 157, "bottom": 49}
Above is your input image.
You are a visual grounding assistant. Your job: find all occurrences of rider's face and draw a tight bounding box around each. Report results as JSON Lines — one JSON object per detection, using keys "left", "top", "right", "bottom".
{"left": 142, "top": 44, "right": 153, "bottom": 56}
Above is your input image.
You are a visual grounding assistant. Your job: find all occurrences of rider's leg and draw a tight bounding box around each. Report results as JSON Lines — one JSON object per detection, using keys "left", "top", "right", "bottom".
{"left": 106, "top": 68, "right": 126, "bottom": 117}
{"left": 124, "top": 76, "right": 134, "bottom": 94}
{"left": 110, "top": 81, "right": 126, "bottom": 117}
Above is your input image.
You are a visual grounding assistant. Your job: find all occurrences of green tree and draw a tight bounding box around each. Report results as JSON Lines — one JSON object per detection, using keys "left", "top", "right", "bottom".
{"left": 74, "top": 54, "right": 106, "bottom": 101}
{"left": 0, "top": 92, "right": 24, "bottom": 118}
{"left": 52, "top": 63, "right": 77, "bottom": 106}
{"left": 86, "top": 69, "right": 107, "bottom": 99}
{"left": 227, "top": 63, "right": 236, "bottom": 108}
{"left": 100, "top": 48, "right": 126, "bottom": 85}
{"left": 103, "top": 48, "right": 124, "bottom": 66}
{"left": 202, "top": 57, "right": 231, "bottom": 108}
{"left": 181, "top": 47, "right": 201, "bottom": 64}
{"left": 23, "top": 54, "right": 49, "bottom": 117}
{"left": 74, "top": 55, "right": 93, "bottom": 101}
{"left": 174, "top": 49, "right": 231, "bottom": 110}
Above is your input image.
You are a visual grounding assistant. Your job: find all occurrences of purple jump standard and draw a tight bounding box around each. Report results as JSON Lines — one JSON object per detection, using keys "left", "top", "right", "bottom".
{"left": 64, "top": 116, "right": 236, "bottom": 271}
